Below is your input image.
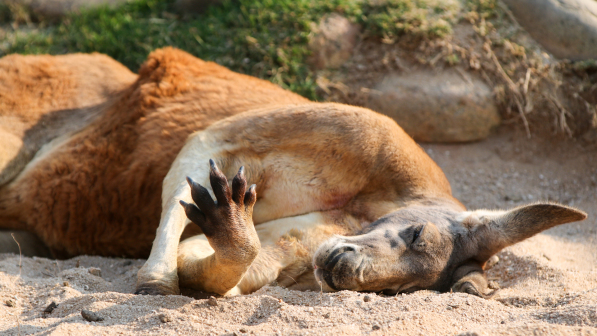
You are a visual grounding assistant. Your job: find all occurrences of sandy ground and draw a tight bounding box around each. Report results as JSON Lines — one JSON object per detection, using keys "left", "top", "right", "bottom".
{"left": 1, "top": 128, "right": 596, "bottom": 335}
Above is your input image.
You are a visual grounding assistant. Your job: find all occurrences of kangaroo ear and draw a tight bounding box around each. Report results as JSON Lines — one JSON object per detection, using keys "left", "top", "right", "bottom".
{"left": 463, "top": 203, "right": 587, "bottom": 263}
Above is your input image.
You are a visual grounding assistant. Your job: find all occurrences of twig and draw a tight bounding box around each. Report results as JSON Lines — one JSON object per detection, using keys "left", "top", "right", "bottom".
{"left": 455, "top": 67, "right": 474, "bottom": 86}
{"left": 522, "top": 68, "right": 534, "bottom": 113}
{"left": 522, "top": 68, "right": 531, "bottom": 96}
{"left": 10, "top": 233, "right": 22, "bottom": 278}
{"left": 546, "top": 94, "right": 573, "bottom": 137}
{"left": 480, "top": 69, "right": 494, "bottom": 87}
{"left": 488, "top": 48, "right": 531, "bottom": 138}
{"left": 429, "top": 51, "right": 444, "bottom": 66}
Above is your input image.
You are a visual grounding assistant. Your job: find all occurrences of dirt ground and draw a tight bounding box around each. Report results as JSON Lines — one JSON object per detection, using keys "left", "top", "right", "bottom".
{"left": 0, "top": 126, "right": 595, "bottom": 335}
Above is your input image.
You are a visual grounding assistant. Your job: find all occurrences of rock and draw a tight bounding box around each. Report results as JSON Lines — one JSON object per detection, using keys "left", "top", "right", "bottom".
{"left": 43, "top": 301, "right": 58, "bottom": 317}
{"left": 5, "top": 299, "right": 16, "bottom": 307}
{"left": 366, "top": 70, "right": 500, "bottom": 143}
{"left": 207, "top": 296, "right": 218, "bottom": 306}
{"left": 88, "top": 267, "right": 102, "bottom": 277}
{"left": 309, "top": 14, "right": 360, "bottom": 69}
{"left": 173, "top": 0, "right": 223, "bottom": 14}
{"left": 363, "top": 295, "right": 372, "bottom": 302}
{"left": 7, "top": 0, "right": 133, "bottom": 21}
{"left": 158, "top": 313, "right": 171, "bottom": 323}
{"left": 81, "top": 309, "right": 104, "bottom": 322}
{"left": 502, "top": 0, "right": 597, "bottom": 61}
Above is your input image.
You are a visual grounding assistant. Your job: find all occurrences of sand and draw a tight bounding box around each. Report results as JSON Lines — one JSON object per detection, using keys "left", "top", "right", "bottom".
{"left": 1, "top": 129, "right": 596, "bottom": 335}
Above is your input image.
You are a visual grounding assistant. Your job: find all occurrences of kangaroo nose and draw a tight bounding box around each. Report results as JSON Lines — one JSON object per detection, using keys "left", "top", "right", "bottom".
{"left": 323, "top": 245, "right": 356, "bottom": 270}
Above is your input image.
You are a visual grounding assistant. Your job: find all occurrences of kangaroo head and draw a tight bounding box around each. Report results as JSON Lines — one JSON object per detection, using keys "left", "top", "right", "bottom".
{"left": 313, "top": 202, "right": 586, "bottom": 297}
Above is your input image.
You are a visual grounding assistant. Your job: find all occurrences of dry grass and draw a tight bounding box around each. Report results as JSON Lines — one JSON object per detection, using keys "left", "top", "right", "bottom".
{"left": 318, "top": 0, "right": 597, "bottom": 139}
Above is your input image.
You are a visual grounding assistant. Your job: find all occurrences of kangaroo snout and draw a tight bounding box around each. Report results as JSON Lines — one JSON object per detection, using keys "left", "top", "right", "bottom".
{"left": 313, "top": 238, "right": 367, "bottom": 291}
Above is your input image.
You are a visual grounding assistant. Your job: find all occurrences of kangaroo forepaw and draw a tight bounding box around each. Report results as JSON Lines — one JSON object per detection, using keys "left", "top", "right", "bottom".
{"left": 180, "top": 160, "right": 260, "bottom": 263}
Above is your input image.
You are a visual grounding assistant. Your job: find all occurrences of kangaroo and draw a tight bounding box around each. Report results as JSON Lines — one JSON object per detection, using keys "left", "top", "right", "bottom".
{"left": 0, "top": 48, "right": 586, "bottom": 298}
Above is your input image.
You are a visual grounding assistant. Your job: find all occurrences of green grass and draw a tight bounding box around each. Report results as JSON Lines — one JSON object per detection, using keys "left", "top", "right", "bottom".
{"left": 2, "top": 0, "right": 461, "bottom": 99}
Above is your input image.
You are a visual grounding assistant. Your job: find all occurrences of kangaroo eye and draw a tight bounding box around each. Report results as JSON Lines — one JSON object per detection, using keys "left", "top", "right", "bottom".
{"left": 412, "top": 226, "right": 422, "bottom": 244}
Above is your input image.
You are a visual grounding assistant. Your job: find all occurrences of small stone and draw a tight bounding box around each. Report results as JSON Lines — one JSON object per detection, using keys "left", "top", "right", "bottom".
{"left": 43, "top": 301, "right": 58, "bottom": 317}
{"left": 239, "top": 328, "right": 248, "bottom": 333}
{"left": 207, "top": 296, "right": 218, "bottom": 306}
{"left": 309, "top": 13, "right": 360, "bottom": 69}
{"left": 88, "top": 267, "right": 102, "bottom": 277}
{"left": 372, "top": 324, "right": 381, "bottom": 330}
{"left": 158, "top": 313, "right": 171, "bottom": 323}
{"left": 363, "top": 295, "right": 372, "bottom": 302}
{"left": 5, "top": 299, "right": 16, "bottom": 307}
{"left": 63, "top": 281, "right": 70, "bottom": 287}
{"left": 75, "top": 260, "right": 80, "bottom": 268}
{"left": 323, "top": 312, "right": 331, "bottom": 318}
{"left": 81, "top": 309, "right": 104, "bottom": 322}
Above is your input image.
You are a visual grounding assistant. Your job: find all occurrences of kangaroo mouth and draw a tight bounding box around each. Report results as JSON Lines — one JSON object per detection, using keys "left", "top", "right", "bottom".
{"left": 314, "top": 267, "right": 339, "bottom": 291}
{"left": 313, "top": 245, "right": 367, "bottom": 292}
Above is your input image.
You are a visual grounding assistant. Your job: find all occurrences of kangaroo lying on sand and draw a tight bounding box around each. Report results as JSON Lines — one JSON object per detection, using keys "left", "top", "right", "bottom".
{"left": 0, "top": 48, "right": 587, "bottom": 298}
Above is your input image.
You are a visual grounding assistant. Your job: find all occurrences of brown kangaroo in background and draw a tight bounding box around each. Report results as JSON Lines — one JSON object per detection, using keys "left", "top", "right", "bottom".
{"left": 0, "top": 48, "right": 586, "bottom": 298}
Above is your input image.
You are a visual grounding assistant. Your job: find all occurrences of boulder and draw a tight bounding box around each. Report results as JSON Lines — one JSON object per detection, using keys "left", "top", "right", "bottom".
{"left": 7, "top": 0, "right": 132, "bottom": 21}
{"left": 366, "top": 70, "right": 500, "bottom": 143}
{"left": 502, "top": 0, "right": 597, "bottom": 61}
{"left": 309, "top": 13, "right": 360, "bottom": 69}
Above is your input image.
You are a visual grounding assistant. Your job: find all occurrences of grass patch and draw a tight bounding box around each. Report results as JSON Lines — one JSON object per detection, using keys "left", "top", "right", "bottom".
{"left": 2, "top": 0, "right": 461, "bottom": 99}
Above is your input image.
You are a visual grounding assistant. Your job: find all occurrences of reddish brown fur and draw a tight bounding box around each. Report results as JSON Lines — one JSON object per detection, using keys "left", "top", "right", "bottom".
{"left": 0, "top": 48, "right": 306, "bottom": 258}
{"left": 0, "top": 53, "right": 137, "bottom": 186}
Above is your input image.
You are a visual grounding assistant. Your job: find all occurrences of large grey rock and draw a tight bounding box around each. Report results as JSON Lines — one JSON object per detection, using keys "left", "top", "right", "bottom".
{"left": 502, "top": 0, "right": 597, "bottom": 61}
{"left": 309, "top": 14, "right": 360, "bottom": 69}
{"left": 6, "top": 0, "right": 133, "bottom": 20}
{"left": 366, "top": 70, "right": 500, "bottom": 143}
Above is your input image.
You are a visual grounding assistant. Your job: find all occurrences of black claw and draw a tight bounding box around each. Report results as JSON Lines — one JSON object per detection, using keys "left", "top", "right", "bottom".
{"left": 186, "top": 176, "right": 215, "bottom": 214}
{"left": 244, "top": 184, "right": 257, "bottom": 207}
{"left": 180, "top": 200, "right": 214, "bottom": 236}
{"left": 232, "top": 166, "right": 247, "bottom": 205}
{"left": 208, "top": 160, "right": 231, "bottom": 205}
